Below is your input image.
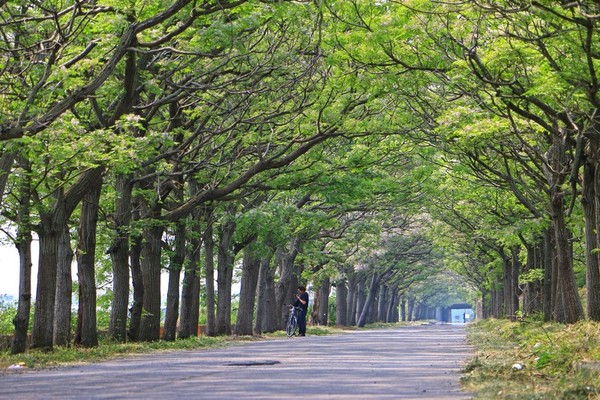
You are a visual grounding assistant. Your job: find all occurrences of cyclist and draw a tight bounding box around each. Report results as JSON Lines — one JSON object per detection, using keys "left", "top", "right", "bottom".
{"left": 293, "top": 285, "right": 309, "bottom": 336}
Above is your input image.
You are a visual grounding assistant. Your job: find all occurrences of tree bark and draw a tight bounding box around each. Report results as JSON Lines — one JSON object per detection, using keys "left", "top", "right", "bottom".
{"left": 128, "top": 232, "right": 143, "bottom": 341}
{"left": 74, "top": 180, "right": 102, "bottom": 347}
{"left": 12, "top": 159, "right": 32, "bottom": 354}
{"left": 138, "top": 225, "right": 164, "bottom": 341}
{"left": 204, "top": 219, "right": 216, "bottom": 336}
{"left": 583, "top": 160, "right": 600, "bottom": 320}
{"left": 162, "top": 220, "right": 186, "bottom": 341}
{"left": 108, "top": 174, "right": 132, "bottom": 342}
{"left": 316, "top": 277, "right": 330, "bottom": 326}
{"left": 54, "top": 226, "right": 74, "bottom": 347}
{"left": 335, "top": 279, "right": 348, "bottom": 326}
{"left": 254, "top": 253, "right": 277, "bottom": 334}
{"left": 31, "top": 166, "right": 103, "bottom": 350}
{"left": 178, "top": 216, "right": 202, "bottom": 339}
{"left": 274, "top": 237, "right": 302, "bottom": 329}
{"left": 357, "top": 274, "right": 379, "bottom": 327}
{"left": 234, "top": 245, "right": 260, "bottom": 335}
{"left": 216, "top": 219, "right": 235, "bottom": 335}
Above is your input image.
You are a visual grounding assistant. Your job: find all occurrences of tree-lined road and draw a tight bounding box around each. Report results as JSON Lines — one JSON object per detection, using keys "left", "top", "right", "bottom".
{"left": 1, "top": 324, "right": 472, "bottom": 399}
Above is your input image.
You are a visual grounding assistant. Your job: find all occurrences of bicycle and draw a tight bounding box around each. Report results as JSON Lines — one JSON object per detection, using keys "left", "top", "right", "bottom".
{"left": 286, "top": 305, "right": 302, "bottom": 337}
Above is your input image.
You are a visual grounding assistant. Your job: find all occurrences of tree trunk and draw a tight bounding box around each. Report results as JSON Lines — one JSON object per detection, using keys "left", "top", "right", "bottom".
{"left": 74, "top": 181, "right": 102, "bottom": 347}
{"left": 254, "top": 253, "right": 277, "bottom": 334}
{"left": 162, "top": 220, "right": 186, "bottom": 341}
{"left": 545, "top": 135, "right": 584, "bottom": 323}
{"left": 335, "top": 280, "right": 348, "bottom": 326}
{"left": 543, "top": 229, "right": 554, "bottom": 322}
{"left": 31, "top": 167, "right": 104, "bottom": 350}
{"left": 357, "top": 274, "right": 379, "bottom": 327}
{"left": 216, "top": 219, "right": 235, "bottom": 335}
{"left": 386, "top": 288, "right": 398, "bottom": 323}
{"left": 54, "top": 225, "right": 74, "bottom": 346}
{"left": 31, "top": 219, "right": 60, "bottom": 350}
{"left": 355, "top": 280, "right": 366, "bottom": 324}
{"left": 204, "top": 219, "right": 216, "bottom": 336}
{"left": 347, "top": 277, "right": 357, "bottom": 326}
{"left": 551, "top": 193, "right": 584, "bottom": 323}
{"left": 509, "top": 246, "right": 521, "bottom": 320}
{"left": 316, "top": 277, "right": 330, "bottom": 326}
{"left": 274, "top": 237, "right": 302, "bottom": 329}
{"left": 235, "top": 246, "right": 260, "bottom": 335}
{"left": 12, "top": 160, "right": 32, "bottom": 354}
{"left": 377, "top": 285, "right": 388, "bottom": 322}
{"left": 138, "top": 225, "right": 164, "bottom": 341}
{"left": 108, "top": 174, "right": 132, "bottom": 342}
{"left": 407, "top": 295, "right": 415, "bottom": 322}
{"left": 583, "top": 160, "right": 600, "bottom": 321}
{"left": 178, "top": 217, "right": 202, "bottom": 339}
{"left": 128, "top": 232, "right": 143, "bottom": 341}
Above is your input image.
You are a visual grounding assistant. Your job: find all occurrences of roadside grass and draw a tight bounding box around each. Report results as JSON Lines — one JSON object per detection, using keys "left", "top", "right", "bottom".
{"left": 463, "top": 318, "right": 600, "bottom": 399}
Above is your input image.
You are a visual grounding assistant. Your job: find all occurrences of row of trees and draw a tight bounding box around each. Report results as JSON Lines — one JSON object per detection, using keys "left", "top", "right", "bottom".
{"left": 1, "top": 0, "right": 599, "bottom": 354}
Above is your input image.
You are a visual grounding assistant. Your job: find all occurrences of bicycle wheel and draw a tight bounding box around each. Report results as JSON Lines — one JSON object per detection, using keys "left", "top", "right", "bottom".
{"left": 286, "top": 316, "right": 298, "bottom": 337}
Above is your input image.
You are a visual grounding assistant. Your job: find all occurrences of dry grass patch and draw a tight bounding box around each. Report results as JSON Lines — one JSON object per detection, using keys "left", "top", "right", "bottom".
{"left": 463, "top": 319, "right": 600, "bottom": 399}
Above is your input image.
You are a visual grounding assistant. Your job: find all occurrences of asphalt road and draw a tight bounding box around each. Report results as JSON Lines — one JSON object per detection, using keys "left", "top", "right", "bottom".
{"left": 1, "top": 324, "right": 472, "bottom": 399}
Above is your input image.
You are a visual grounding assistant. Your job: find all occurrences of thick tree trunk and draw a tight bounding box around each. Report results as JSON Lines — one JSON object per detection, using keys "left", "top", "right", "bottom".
{"left": 138, "top": 225, "right": 164, "bottom": 341}
{"left": 274, "top": 237, "right": 302, "bottom": 329}
{"left": 543, "top": 229, "right": 554, "bottom": 322}
{"left": 335, "top": 280, "right": 348, "bottom": 326}
{"left": 12, "top": 160, "right": 32, "bottom": 354}
{"left": 74, "top": 181, "right": 102, "bottom": 347}
{"left": 377, "top": 285, "right": 388, "bottom": 322}
{"left": 591, "top": 160, "right": 600, "bottom": 321}
{"left": 407, "top": 295, "right": 415, "bottom": 321}
{"left": 128, "top": 233, "right": 143, "bottom": 341}
{"left": 235, "top": 246, "right": 260, "bottom": 335}
{"left": 216, "top": 220, "right": 235, "bottom": 335}
{"left": 31, "top": 167, "right": 104, "bottom": 350}
{"left": 178, "top": 219, "right": 202, "bottom": 339}
{"left": 163, "top": 221, "right": 186, "bottom": 341}
{"left": 355, "top": 281, "right": 366, "bottom": 324}
{"left": 108, "top": 174, "right": 132, "bottom": 342}
{"left": 31, "top": 220, "right": 60, "bottom": 350}
{"left": 54, "top": 225, "right": 73, "bottom": 346}
{"left": 204, "top": 220, "right": 216, "bottom": 336}
{"left": 254, "top": 253, "right": 277, "bottom": 334}
{"left": 347, "top": 277, "right": 357, "bottom": 326}
{"left": 509, "top": 246, "right": 521, "bottom": 320}
{"left": 386, "top": 288, "right": 398, "bottom": 323}
{"left": 583, "top": 160, "right": 600, "bottom": 320}
{"left": 316, "top": 278, "right": 330, "bottom": 326}
{"left": 400, "top": 297, "right": 406, "bottom": 321}
{"left": 551, "top": 193, "right": 584, "bottom": 323}
{"left": 357, "top": 274, "right": 379, "bottom": 327}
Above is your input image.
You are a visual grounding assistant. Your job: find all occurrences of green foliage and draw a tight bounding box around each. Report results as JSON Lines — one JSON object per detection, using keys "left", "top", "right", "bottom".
{"left": 0, "top": 298, "right": 16, "bottom": 335}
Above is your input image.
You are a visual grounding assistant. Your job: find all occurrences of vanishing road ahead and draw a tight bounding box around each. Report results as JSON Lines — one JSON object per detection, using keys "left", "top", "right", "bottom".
{"left": 1, "top": 324, "right": 472, "bottom": 399}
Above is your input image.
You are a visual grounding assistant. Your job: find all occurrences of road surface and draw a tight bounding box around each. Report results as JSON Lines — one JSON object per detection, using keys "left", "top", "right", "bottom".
{"left": 1, "top": 324, "right": 472, "bottom": 399}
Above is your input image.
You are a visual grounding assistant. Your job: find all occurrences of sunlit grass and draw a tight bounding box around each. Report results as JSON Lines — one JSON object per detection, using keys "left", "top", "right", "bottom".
{"left": 463, "top": 318, "right": 600, "bottom": 399}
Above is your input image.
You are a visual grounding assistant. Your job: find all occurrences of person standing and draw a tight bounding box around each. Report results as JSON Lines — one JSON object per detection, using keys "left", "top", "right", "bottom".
{"left": 294, "top": 285, "right": 309, "bottom": 336}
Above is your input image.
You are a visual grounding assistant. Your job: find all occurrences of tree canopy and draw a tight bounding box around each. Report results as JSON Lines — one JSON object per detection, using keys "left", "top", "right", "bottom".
{"left": 1, "top": 0, "right": 600, "bottom": 352}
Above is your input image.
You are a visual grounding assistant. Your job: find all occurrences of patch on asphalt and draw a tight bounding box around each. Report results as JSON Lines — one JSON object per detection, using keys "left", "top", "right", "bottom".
{"left": 225, "top": 360, "right": 281, "bottom": 366}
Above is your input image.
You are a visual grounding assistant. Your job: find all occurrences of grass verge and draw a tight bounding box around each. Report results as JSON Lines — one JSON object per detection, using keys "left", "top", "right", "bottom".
{"left": 463, "top": 318, "right": 600, "bottom": 399}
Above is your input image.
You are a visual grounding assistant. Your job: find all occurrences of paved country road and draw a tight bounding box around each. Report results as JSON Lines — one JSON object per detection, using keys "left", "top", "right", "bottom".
{"left": 1, "top": 324, "right": 472, "bottom": 399}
